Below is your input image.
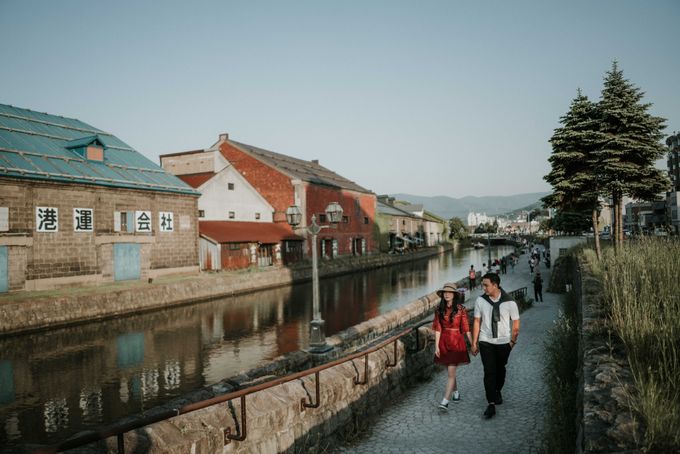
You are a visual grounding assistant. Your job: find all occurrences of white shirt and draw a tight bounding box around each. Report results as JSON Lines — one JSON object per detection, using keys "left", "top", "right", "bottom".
{"left": 474, "top": 293, "right": 520, "bottom": 345}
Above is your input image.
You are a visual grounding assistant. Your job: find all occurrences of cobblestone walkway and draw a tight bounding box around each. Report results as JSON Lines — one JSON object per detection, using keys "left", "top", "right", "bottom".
{"left": 337, "top": 250, "right": 559, "bottom": 454}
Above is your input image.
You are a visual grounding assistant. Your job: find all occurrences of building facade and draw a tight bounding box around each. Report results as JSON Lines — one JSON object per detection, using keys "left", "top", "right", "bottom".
{"left": 180, "top": 134, "right": 377, "bottom": 259}
{"left": 0, "top": 104, "right": 199, "bottom": 292}
{"left": 375, "top": 196, "right": 425, "bottom": 252}
{"left": 666, "top": 132, "right": 680, "bottom": 234}
{"left": 160, "top": 146, "right": 303, "bottom": 270}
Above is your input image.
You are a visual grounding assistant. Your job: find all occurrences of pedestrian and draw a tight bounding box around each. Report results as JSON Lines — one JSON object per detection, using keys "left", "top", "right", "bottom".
{"left": 468, "top": 265, "right": 477, "bottom": 291}
{"left": 471, "top": 273, "right": 520, "bottom": 419}
{"left": 510, "top": 256, "right": 516, "bottom": 273}
{"left": 500, "top": 257, "right": 507, "bottom": 274}
{"left": 433, "top": 283, "right": 472, "bottom": 410}
{"left": 528, "top": 257, "right": 534, "bottom": 274}
{"left": 533, "top": 272, "right": 544, "bottom": 302}
{"left": 482, "top": 263, "right": 489, "bottom": 274}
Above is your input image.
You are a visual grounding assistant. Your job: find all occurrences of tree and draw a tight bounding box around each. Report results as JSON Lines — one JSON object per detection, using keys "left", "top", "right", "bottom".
{"left": 543, "top": 89, "right": 604, "bottom": 258}
{"left": 597, "top": 61, "right": 670, "bottom": 250}
{"left": 448, "top": 217, "right": 467, "bottom": 240}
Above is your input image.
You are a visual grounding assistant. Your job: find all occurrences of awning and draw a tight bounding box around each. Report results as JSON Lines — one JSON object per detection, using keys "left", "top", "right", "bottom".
{"left": 200, "top": 221, "right": 304, "bottom": 244}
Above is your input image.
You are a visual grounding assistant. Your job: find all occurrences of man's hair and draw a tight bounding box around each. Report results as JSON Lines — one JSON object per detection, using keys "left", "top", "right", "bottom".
{"left": 482, "top": 272, "right": 501, "bottom": 286}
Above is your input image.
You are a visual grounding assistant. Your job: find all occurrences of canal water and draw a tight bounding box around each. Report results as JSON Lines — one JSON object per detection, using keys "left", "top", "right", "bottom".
{"left": 0, "top": 245, "right": 514, "bottom": 448}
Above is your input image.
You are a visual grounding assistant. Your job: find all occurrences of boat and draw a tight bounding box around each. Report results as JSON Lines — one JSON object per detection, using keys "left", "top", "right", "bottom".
{"left": 473, "top": 242, "right": 485, "bottom": 249}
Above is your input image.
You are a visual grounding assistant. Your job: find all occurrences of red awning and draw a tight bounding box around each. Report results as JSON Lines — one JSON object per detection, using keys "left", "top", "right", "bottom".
{"left": 177, "top": 172, "right": 215, "bottom": 188}
{"left": 200, "top": 221, "right": 304, "bottom": 244}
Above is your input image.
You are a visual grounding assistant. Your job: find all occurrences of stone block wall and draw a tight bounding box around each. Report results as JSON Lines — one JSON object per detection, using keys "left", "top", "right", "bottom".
{"left": 575, "top": 259, "right": 642, "bottom": 452}
{"left": 0, "top": 178, "right": 198, "bottom": 291}
{"left": 103, "top": 290, "right": 440, "bottom": 453}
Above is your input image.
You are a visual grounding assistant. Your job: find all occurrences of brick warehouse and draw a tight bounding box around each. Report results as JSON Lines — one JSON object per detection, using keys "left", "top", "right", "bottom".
{"left": 163, "top": 133, "right": 377, "bottom": 259}
{"left": 0, "top": 104, "right": 199, "bottom": 292}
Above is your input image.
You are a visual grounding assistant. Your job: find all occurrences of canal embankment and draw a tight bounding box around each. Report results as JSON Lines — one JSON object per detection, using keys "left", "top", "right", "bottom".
{"left": 0, "top": 244, "right": 455, "bottom": 336}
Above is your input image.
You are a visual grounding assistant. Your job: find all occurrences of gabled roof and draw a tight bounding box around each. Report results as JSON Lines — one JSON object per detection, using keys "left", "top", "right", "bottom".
{"left": 227, "top": 139, "right": 372, "bottom": 194}
{"left": 200, "top": 221, "right": 303, "bottom": 244}
{"left": 423, "top": 210, "right": 446, "bottom": 223}
{"left": 177, "top": 172, "right": 215, "bottom": 188}
{"left": 377, "top": 200, "right": 420, "bottom": 218}
{"left": 0, "top": 103, "right": 198, "bottom": 195}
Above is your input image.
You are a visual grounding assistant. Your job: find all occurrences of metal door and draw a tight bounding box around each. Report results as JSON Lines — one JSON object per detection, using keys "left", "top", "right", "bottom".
{"left": 0, "top": 246, "right": 7, "bottom": 293}
{"left": 113, "top": 243, "right": 141, "bottom": 281}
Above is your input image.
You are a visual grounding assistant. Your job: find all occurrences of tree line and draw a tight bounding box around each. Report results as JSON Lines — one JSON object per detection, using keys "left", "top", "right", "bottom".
{"left": 543, "top": 61, "right": 670, "bottom": 258}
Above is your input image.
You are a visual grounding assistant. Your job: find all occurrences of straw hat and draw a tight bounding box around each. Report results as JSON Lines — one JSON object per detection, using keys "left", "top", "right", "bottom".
{"left": 436, "top": 282, "right": 459, "bottom": 297}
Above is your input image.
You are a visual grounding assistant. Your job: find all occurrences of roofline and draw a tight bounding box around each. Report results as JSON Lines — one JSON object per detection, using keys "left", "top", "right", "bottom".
{"left": 227, "top": 139, "right": 375, "bottom": 195}
{"left": 0, "top": 174, "right": 200, "bottom": 196}
{"left": 159, "top": 149, "right": 206, "bottom": 158}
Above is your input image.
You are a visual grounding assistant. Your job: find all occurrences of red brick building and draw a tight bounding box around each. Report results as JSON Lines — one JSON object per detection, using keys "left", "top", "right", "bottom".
{"left": 168, "top": 133, "right": 377, "bottom": 260}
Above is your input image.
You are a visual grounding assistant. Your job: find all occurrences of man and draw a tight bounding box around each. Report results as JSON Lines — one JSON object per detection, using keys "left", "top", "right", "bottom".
{"left": 471, "top": 273, "right": 520, "bottom": 419}
{"left": 469, "top": 265, "right": 477, "bottom": 291}
{"left": 533, "top": 271, "right": 544, "bottom": 302}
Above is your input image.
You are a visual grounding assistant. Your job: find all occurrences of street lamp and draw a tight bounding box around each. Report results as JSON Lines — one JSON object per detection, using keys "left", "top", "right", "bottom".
{"left": 286, "top": 202, "right": 344, "bottom": 353}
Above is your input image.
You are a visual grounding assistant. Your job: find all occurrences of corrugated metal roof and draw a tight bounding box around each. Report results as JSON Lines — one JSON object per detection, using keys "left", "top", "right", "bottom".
{"left": 377, "top": 201, "right": 420, "bottom": 218}
{"left": 200, "top": 221, "right": 303, "bottom": 244}
{"left": 0, "top": 103, "right": 198, "bottom": 195}
{"left": 228, "top": 140, "right": 372, "bottom": 194}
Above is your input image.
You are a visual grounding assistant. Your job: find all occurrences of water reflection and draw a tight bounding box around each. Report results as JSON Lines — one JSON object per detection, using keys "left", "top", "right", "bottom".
{"left": 0, "top": 245, "right": 514, "bottom": 448}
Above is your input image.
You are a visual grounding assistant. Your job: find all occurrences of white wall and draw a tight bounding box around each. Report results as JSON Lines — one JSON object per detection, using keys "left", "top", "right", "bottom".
{"left": 549, "top": 236, "right": 587, "bottom": 268}
{"left": 198, "top": 167, "right": 274, "bottom": 222}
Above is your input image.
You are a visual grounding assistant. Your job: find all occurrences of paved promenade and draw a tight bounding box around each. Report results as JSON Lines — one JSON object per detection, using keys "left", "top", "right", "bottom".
{"left": 337, "top": 251, "right": 559, "bottom": 454}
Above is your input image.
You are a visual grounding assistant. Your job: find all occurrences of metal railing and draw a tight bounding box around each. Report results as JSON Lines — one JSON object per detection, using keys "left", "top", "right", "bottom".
{"left": 34, "top": 286, "right": 528, "bottom": 453}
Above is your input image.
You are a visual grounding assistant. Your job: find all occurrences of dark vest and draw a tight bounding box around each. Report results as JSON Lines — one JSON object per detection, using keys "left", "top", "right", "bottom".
{"left": 480, "top": 288, "right": 513, "bottom": 338}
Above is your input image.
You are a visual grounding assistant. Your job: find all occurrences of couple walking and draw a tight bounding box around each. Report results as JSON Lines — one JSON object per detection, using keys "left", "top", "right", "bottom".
{"left": 432, "top": 273, "right": 521, "bottom": 419}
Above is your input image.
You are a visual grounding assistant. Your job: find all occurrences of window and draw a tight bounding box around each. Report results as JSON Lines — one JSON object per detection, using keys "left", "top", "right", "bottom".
{"left": 198, "top": 210, "right": 205, "bottom": 218}
{"left": 229, "top": 211, "right": 235, "bottom": 219}
{"left": 319, "top": 214, "right": 327, "bottom": 223}
{"left": 402, "top": 220, "right": 406, "bottom": 226}
{"left": 255, "top": 212, "right": 261, "bottom": 220}
{"left": 342, "top": 216, "right": 349, "bottom": 223}
{"left": 228, "top": 183, "right": 235, "bottom": 190}
{"left": 114, "top": 211, "right": 135, "bottom": 233}
{"left": 363, "top": 216, "right": 369, "bottom": 225}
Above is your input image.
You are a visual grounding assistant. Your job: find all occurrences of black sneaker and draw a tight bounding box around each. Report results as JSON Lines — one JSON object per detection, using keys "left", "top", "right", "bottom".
{"left": 496, "top": 391, "right": 503, "bottom": 405}
{"left": 438, "top": 401, "right": 448, "bottom": 410}
{"left": 483, "top": 404, "right": 496, "bottom": 419}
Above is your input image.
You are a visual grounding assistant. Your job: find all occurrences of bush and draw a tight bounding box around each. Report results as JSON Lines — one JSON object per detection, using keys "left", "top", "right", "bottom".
{"left": 591, "top": 238, "right": 680, "bottom": 451}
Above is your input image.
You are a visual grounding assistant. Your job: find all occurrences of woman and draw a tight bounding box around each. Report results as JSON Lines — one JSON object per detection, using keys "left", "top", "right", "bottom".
{"left": 433, "top": 283, "right": 472, "bottom": 410}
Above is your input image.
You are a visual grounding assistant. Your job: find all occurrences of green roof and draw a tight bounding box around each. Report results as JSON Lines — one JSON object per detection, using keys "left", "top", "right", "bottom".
{"left": 0, "top": 103, "right": 198, "bottom": 195}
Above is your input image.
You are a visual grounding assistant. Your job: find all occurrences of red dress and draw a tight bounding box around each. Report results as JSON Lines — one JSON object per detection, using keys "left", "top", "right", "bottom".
{"left": 433, "top": 304, "right": 470, "bottom": 366}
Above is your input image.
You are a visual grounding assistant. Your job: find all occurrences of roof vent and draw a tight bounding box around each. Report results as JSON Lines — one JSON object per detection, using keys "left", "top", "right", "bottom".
{"left": 311, "top": 159, "right": 319, "bottom": 165}
{"left": 219, "top": 133, "right": 229, "bottom": 141}
{"left": 65, "top": 135, "right": 105, "bottom": 162}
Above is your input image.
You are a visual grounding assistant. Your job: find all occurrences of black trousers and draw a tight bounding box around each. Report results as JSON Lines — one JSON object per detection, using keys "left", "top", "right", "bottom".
{"left": 534, "top": 286, "right": 543, "bottom": 302}
{"left": 479, "top": 341, "right": 512, "bottom": 404}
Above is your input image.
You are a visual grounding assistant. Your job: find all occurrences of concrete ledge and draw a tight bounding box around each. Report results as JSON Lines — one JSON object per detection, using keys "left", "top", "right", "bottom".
{"left": 0, "top": 235, "right": 33, "bottom": 246}
{"left": 95, "top": 234, "right": 156, "bottom": 244}
{"left": 148, "top": 265, "right": 200, "bottom": 279}
{"left": 0, "top": 244, "right": 455, "bottom": 336}
{"left": 24, "top": 273, "right": 103, "bottom": 291}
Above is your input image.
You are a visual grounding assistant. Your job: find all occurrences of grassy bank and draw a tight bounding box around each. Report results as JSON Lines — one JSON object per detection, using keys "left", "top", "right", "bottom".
{"left": 542, "top": 289, "right": 579, "bottom": 453}
{"left": 585, "top": 238, "right": 680, "bottom": 451}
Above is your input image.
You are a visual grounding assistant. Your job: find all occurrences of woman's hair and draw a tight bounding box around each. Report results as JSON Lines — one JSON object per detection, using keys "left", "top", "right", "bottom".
{"left": 437, "top": 291, "right": 464, "bottom": 322}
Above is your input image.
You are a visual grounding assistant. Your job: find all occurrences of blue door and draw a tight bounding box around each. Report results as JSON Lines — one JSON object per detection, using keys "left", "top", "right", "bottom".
{"left": 0, "top": 246, "right": 7, "bottom": 293}
{"left": 113, "top": 243, "right": 141, "bottom": 281}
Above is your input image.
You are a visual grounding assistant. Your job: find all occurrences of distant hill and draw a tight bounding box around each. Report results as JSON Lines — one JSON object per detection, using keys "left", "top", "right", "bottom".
{"left": 390, "top": 192, "right": 550, "bottom": 222}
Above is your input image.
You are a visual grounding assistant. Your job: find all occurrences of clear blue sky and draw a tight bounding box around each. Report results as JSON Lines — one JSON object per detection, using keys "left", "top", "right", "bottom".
{"left": 2, "top": 0, "right": 678, "bottom": 198}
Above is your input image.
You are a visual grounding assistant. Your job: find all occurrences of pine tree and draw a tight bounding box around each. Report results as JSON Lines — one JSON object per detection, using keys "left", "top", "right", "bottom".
{"left": 543, "top": 89, "right": 604, "bottom": 258}
{"left": 597, "top": 61, "right": 670, "bottom": 249}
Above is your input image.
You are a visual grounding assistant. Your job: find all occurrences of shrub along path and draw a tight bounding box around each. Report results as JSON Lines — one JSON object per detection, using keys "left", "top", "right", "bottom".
{"left": 337, "top": 250, "right": 559, "bottom": 454}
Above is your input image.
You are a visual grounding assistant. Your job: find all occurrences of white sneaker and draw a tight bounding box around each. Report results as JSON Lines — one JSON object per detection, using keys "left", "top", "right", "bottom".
{"left": 438, "top": 398, "right": 449, "bottom": 410}
{"left": 452, "top": 390, "right": 460, "bottom": 402}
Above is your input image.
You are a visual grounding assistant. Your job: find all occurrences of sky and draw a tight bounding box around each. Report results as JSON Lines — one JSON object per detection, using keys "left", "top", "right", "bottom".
{"left": 1, "top": 0, "right": 679, "bottom": 198}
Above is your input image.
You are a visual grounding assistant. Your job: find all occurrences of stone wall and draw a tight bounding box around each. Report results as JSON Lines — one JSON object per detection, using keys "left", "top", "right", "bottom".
{"left": 0, "top": 244, "right": 454, "bottom": 335}
{"left": 575, "top": 258, "right": 642, "bottom": 452}
{"left": 100, "top": 285, "right": 444, "bottom": 453}
{"left": 0, "top": 178, "right": 199, "bottom": 291}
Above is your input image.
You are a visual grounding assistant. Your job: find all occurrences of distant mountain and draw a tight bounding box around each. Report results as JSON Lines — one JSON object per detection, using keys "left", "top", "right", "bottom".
{"left": 390, "top": 192, "right": 550, "bottom": 222}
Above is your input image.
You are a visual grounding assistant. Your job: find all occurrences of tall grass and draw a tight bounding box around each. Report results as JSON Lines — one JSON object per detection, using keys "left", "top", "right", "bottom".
{"left": 591, "top": 238, "right": 680, "bottom": 450}
{"left": 543, "top": 290, "right": 579, "bottom": 453}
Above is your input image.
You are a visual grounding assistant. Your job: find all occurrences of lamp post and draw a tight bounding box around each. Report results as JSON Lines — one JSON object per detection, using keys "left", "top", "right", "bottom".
{"left": 487, "top": 229, "right": 492, "bottom": 267}
{"left": 286, "top": 202, "right": 343, "bottom": 353}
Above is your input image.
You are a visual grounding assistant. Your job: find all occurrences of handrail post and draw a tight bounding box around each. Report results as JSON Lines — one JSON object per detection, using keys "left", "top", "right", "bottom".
{"left": 224, "top": 395, "right": 247, "bottom": 444}
{"left": 117, "top": 433, "right": 124, "bottom": 454}
{"left": 301, "top": 371, "right": 321, "bottom": 410}
{"left": 386, "top": 340, "right": 398, "bottom": 367}
{"left": 354, "top": 353, "right": 369, "bottom": 385}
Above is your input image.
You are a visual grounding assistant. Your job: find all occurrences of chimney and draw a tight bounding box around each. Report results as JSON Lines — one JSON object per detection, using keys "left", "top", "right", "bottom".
{"left": 219, "top": 133, "right": 229, "bottom": 141}
{"left": 311, "top": 159, "right": 319, "bottom": 165}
